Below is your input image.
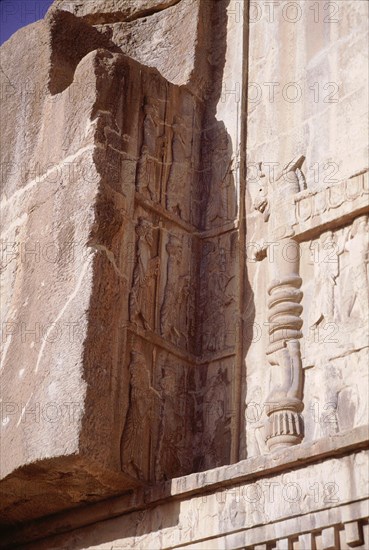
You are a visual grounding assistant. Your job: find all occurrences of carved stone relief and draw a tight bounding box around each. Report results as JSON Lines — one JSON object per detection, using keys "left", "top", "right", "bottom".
{"left": 121, "top": 348, "right": 159, "bottom": 481}
{"left": 253, "top": 156, "right": 306, "bottom": 451}
{"left": 302, "top": 215, "right": 369, "bottom": 368}
{"left": 1, "top": 0, "right": 369, "bottom": 537}
{"left": 200, "top": 235, "right": 237, "bottom": 355}
{"left": 165, "top": 114, "right": 193, "bottom": 220}
{"left": 303, "top": 348, "right": 369, "bottom": 443}
{"left": 340, "top": 215, "right": 369, "bottom": 321}
{"left": 308, "top": 230, "right": 341, "bottom": 329}
{"left": 153, "top": 353, "right": 193, "bottom": 481}
{"left": 136, "top": 97, "right": 165, "bottom": 203}
{"left": 193, "top": 360, "right": 234, "bottom": 471}
{"left": 160, "top": 233, "right": 195, "bottom": 350}
{"left": 129, "top": 217, "right": 160, "bottom": 331}
{"left": 246, "top": 171, "right": 369, "bottom": 457}
{"left": 296, "top": 214, "right": 369, "bottom": 443}
{"left": 136, "top": 145, "right": 159, "bottom": 202}
{"left": 294, "top": 171, "right": 368, "bottom": 236}
{"left": 203, "top": 130, "right": 237, "bottom": 229}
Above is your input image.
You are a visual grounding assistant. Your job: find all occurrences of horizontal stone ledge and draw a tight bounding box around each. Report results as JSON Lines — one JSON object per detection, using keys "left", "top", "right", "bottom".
{"left": 174, "top": 498, "right": 369, "bottom": 550}
{"left": 135, "top": 191, "right": 240, "bottom": 238}
{"left": 2, "top": 425, "right": 368, "bottom": 547}
{"left": 125, "top": 323, "right": 237, "bottom": 365}
{"left": 247, "top": 172, "right": 369, "bottom": 245}
{"left": 161, "top": 424, "right": 369, "bottom": 500}
{"left": 135, "top": 191, "right": 198, "bottom": 233}
{"left": 293, "top": 171, "right": 368, "bottom": 241}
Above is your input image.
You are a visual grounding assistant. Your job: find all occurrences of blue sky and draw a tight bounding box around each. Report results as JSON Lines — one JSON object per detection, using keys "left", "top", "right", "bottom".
{"left": 0, "top": 0, "right": 54, "bottom": 45}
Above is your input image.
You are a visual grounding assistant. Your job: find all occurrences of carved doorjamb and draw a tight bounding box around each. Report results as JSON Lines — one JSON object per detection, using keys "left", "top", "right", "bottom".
{"left": 254, "top": 156, "right": 306, "bottom": 451}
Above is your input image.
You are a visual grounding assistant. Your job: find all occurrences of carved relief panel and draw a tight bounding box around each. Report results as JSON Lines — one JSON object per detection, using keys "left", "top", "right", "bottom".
{"left": 158, "top": 231, "right": 196, "bottom": 352}
{"left": 165, "top": 113, "right": 194, "bottom": 221}
{"left": 135, "top": 76, "right": 202, "bottom": 227}
{"left": 136, "top": 72, "right": 168, "bottom": 208}
{"left": 199, "top": 232, "right": 238, "bottom": 356}
{"left": 120, "top": 339, "right": 157, "bottom": 481}
{"left": 120, "top": 76, "right": 206, "bottom": 482}
{"left": 129, "top": 215, "right": 160, "bottom": 332}
{"left": 202, "top": 128, "right": 238, "bottom": 230}
{"left": 152, "top": 350, "right": 194, "bottom": 481}
{"left": 300, "top": 216, "right": 369, "bottom": 442}
{"left": 164, "top": 90, "right": 202, "bottom": 227}
{"left": 120, "top": 339, "right": 195, "bottom": 483}
{"left": 301, "top": 217, "right": 369, "bottom": 365}
{"left": 136, "top": 96, "right": 165, "bottom": 204}
{"left": 192, "top": 358, "right": 234, "bottom": 470}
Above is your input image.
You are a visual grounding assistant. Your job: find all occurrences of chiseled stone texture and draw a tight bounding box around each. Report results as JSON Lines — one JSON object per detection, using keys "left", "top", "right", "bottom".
{"left": 2, "top": 431, "right": 368, "bottom": 549}
{"left": 49, "top": 0, "right": 210, "bottom": 98}
{"left": 0, "top": 7, "right": 204, "bottom": 522}
{"left": 0, "top": 0, "right": 368, "bottom": 546}
{"left": 1, "top": 12, "right": 129, "bottom": 522}
{"left": 243, "top": 0, "right": 369, "bottom": 458}
{"left": 50, "top": 0, "right": 183, "bottom": 22}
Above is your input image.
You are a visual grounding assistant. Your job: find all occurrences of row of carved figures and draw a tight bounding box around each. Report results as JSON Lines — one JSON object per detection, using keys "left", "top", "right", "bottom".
{"left": 128, "top": 219, "right": 195, "bottom": 350}
{"left": 136, "top": 100, "right": 193, "bottom": 221}
{"left": 129, "top": 217, "right": 237, "bottom": 353}
{"left": 129, "top": 151, "right": 368, "bottom": 454}
{"left": 136, "top": 99, "right": 237, "bottom": 226}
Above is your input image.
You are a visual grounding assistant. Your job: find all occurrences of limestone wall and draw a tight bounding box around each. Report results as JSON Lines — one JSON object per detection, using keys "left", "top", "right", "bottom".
{"left": 243, "top": 0, "right": 369, "bottom": 458}
{"left": 0, "top": 0, "right": 368, "bottom": 547}
{"left": 1, "top": 7, "right": 205, "bottom": 522}
{"left": 2, "top": 429, "right": 368, "bottom": 548}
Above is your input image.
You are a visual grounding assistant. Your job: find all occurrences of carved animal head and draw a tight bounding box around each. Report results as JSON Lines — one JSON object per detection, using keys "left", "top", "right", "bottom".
{"left": 252, "top": 162, "right": 269, "bottom": 217}
{"left": 253, "top": 183, "right": 270, "bottom": 222}
{"left": 254, "top": 187, "right": 268, "bottom": 213}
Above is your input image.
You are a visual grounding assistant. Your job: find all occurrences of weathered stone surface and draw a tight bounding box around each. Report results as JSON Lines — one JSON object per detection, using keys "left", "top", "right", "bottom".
{"left": 1, "top": 430, "right": 368, "bottom": 548}
{"left": 0, "top": 0, "right": 368, "bottom": 546}
{"left": 244, "top": 0, "right": 369, "bottom": 459}
{"left": 49, "top": 0, "right": 210, "bottom": 97}
{"left": 50, "top": 0, "right": 183, "bottom": 24}
{"left": 0, "top": 6, "right": 205, "bottom": 523}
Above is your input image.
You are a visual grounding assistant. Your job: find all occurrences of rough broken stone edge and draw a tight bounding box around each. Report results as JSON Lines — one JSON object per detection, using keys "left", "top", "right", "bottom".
{"left": 48, "top": 0, "right": 184, "bottom": 25}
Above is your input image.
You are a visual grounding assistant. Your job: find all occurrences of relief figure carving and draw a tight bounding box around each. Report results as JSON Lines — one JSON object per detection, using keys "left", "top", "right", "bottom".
{"left": 206, "top": 134, "right": 234, "bottom": 226}
{"left": 136, "top": 145, "right": 158, "bottom": 202}
{"left": 142, "top": 100, "right": 164, "bottom": 158}
{"left": 202, "top": 248, "right": 235, "bottom": 352}
{"left": 154, "top": 364, "right": 190, "bottom": 480}
{"left": 309, "top": 230, "right": 341, "bottom": 328}
{"left": 166, "top": 115, "right": 192, "bottom": 219}
{"left": 136, "top": 99, "right": 165, "bottom": 203}
{"left": 309, "top": 215, "right": 369, "bottom": 329}
{"left": 341, "top": 215, "right": 369, "bottom": 320}
{"left": 200, "top": 367, "right": 231, "bottom": 469}
{"left": 129, "top": 218, "right": 159, "bottom": 331}
{"left": 160, "top": 235, "right": 191, "bottom": 348}
{"left": 121, "top": 351, "right": 160, "bottom": 480}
